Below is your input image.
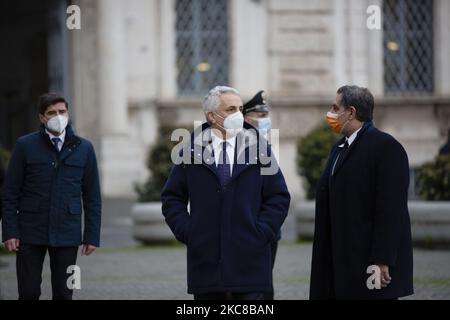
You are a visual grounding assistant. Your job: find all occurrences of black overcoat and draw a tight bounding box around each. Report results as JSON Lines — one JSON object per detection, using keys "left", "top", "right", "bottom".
{"left": 310, "top": 122, "right": 414, "bottom": 299}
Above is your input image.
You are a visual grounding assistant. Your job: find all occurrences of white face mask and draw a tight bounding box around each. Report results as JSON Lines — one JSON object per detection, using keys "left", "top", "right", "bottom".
{"left": 215, "top": 111, "right": 244, "bottom": 131}
{"left": 257, "top": 117, "right": 272, "bottom": 132}
{"left": 46, "top": 115, "right": 68, "bottom": 134}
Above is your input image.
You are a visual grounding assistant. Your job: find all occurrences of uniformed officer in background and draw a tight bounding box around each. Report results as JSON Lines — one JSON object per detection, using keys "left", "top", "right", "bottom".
{"left": 243, "top": 90, "right": 272, "bottom": 135}
{"left": 243, "top": 90, "right": 280, "bottom": 300}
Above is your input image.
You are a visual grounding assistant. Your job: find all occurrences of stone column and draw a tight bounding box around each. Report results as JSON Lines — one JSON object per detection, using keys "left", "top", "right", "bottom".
{"left": 230, "top": 0, "right": 268, "bottom": 98}
{"left": 159, "top": 0, "right": 177, "bottom": 98}
{"left": 366, "top": 0, "right": 383, "bottom": 96}
{"left": 71, "top": 0, "right": 101, "bottom": 146}
{"left": 434, "top": 0, "right": 450, "bottom": 96}
{"left": 98, "top": 0, "right": 128, "bottom": 135}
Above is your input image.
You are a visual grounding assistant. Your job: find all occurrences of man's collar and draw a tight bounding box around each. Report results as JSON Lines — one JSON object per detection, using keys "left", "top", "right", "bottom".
{"left": 346, "top": 126, "right": 362, "bottom": 146}
{"left": 45, "top": 128, "right": 66, "bottom": 143}
{"left": 210, "top": 129, "right": 237, "bottom": 149}
{"left": 338, "top": 126, "right": 363, "bottom": 148}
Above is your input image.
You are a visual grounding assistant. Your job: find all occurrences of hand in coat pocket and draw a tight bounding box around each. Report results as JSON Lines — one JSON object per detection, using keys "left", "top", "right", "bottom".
{"left": 255, "top": 221, "right": 273, "bottom": 245}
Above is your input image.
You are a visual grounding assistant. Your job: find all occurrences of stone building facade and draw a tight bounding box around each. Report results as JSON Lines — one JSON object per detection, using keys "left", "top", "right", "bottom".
{"left": 1, "top": 0, "right": 449, "bottom": 199}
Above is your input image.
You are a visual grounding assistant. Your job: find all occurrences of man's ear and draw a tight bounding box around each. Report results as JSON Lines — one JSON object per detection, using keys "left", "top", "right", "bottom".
{"left": 207, "top": 112, "right": 216, "bottom": 124}
{"left": 349, "top": 106, "right": 356, "bottom": 120}
{"left": 38, "top": 113, "right": 46, "bottom": 125}
{"left": 244, "top": 116, "right": 254, "bottom": 126}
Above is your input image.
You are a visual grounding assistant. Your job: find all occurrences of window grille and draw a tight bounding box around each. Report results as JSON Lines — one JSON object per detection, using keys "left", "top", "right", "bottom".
{"left": 176, "top": 0, "right": 230, "bottom": 96}
{"left": 383, "top": 0, "right": 434, "bottom": 95}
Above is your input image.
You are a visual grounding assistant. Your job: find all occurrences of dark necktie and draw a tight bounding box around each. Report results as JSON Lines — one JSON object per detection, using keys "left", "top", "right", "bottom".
{"left": 217, "top": 141, "right": 231, "bottom": 186}
{"left": 52, "top": 137, "right": 61, "bottom": 152}
{"left": 331, "top": 140, "right": 349, "bottom": 175}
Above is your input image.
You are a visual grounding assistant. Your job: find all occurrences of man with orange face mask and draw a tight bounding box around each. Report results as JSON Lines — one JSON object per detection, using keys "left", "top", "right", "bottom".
{"left": 310, "top": 85, "right": 413, "bottom": 300}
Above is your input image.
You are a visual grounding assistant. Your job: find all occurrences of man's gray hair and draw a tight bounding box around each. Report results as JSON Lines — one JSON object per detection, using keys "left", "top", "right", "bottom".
{"left": 202, "top": 86, "right": 240, "bottom": 116}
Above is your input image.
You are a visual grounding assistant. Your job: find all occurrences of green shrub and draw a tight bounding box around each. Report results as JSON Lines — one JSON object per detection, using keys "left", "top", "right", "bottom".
{"left": 135, "top": 125, "right": 188, "bottom": 202}
{"left": 416, "top": 155, "right": 450, "bottom": 200}
{"left": 296, "top": 123, "right": 340, "bottom": 200}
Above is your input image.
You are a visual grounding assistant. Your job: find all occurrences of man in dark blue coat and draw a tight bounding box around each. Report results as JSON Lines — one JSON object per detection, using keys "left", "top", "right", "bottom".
{"left": 2, "top": 93, "right": 102, "bottom": 300}
{"left": 310, "top": 85, "right": 413, "bottom": 300}
{"left": 161, "top": 86, "right": 290, "bottom": 300}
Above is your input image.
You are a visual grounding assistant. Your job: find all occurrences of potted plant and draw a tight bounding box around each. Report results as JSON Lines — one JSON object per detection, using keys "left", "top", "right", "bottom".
{"left": 131, "top": 125, "right": 186, "bottom": 244}
{"left": 295, "top": 123, "right": 339, "bottom": 240}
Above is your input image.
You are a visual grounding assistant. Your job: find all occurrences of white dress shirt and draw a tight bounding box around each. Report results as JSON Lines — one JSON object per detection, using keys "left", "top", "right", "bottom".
{"left": 46, "top": 129, "right": 66, "bottom": 152}
{"left": 332, "top": 126, "right": 362, "bottom": 175}
{"left": 211, "top": 131, "right": 236, "bottom": 175}
{"left": 341, "top": 126, "right": 362, "bottom": 147}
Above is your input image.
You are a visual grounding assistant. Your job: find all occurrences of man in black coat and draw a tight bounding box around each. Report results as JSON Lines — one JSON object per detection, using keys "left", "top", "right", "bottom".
{"left": 310, "top": 85, "right": 413, "bottom": 300}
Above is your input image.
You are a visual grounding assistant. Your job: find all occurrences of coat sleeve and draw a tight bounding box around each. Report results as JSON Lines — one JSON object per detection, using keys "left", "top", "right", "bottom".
{"left": 257, "top": 153, "right": 291, "bottom": 244}
{"left": 82, "top": 143, "right": 102, "bottom": 247}
{"left": 310, "top": 146, "right": 339, "bottom": 300}
{"left": 370, "top": 137, "right": 410, "bottom": 267}
{"left": 161, "top": 164, "right": 190, "bottom": 244}
{"left": 1, "top": 141, "right": 26, "bottom": 241}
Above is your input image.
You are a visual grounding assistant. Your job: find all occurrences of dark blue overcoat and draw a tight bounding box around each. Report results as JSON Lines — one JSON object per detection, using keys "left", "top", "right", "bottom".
{"left": 161, "top": 122, "right": 290, "bottom": 294}
{"left": 2, "top": 125, "right": 101, "bottom": 247}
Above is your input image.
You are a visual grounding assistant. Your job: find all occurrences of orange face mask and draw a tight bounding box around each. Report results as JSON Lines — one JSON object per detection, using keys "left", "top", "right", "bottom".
{"left": 326, "top": 111, "right": 349, "bottom": 134}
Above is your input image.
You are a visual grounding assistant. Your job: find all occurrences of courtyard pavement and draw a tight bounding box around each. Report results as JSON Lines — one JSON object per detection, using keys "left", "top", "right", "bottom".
{"left": 0, "top": 198, "right": 449, "bottom": 300}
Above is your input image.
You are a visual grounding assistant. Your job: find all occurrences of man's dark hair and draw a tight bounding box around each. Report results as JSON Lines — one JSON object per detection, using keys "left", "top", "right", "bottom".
{"left": 37, "top": 93, "right": 68, "bottom": 115}
{"left": 337, "top": 85, "right": 374, "bottom": 122}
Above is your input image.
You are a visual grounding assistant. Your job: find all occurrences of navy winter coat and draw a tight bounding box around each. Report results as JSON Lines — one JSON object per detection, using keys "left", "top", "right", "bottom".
{"left": 1, "top": 125, "right": 101, "bottom": 247}
{"left": 161, "top": 122, "right": 290, "bottom": 294}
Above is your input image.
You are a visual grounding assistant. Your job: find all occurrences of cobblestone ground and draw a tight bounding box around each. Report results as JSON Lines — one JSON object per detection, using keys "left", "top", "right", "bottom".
{"left": 0, "top": 198, "right": 449, "bottom": 300}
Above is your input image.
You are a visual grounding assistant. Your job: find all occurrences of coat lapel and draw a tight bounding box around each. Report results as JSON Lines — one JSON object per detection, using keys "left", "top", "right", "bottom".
{"left": 39, "top": 124, "right": 81, "bottom": 161}
{"left": 190, "top": 125, "right": 219, "bottom": 178}
{"left": 60, "top": 126, "right": 82, "bottom": 161}
{"left": 331, "top": 121, "right": 373, "bottom": 177}
{"left": 229, "top": 128, "right": 259, "bottom": 183}
{"left": 188, "top": 122, "right": 265, "bottom": 185}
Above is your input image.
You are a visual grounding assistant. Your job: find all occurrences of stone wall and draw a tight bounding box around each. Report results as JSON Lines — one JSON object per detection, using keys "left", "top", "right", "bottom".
{"left": 70, "top": 0, "right": 450, "bottom": 199}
